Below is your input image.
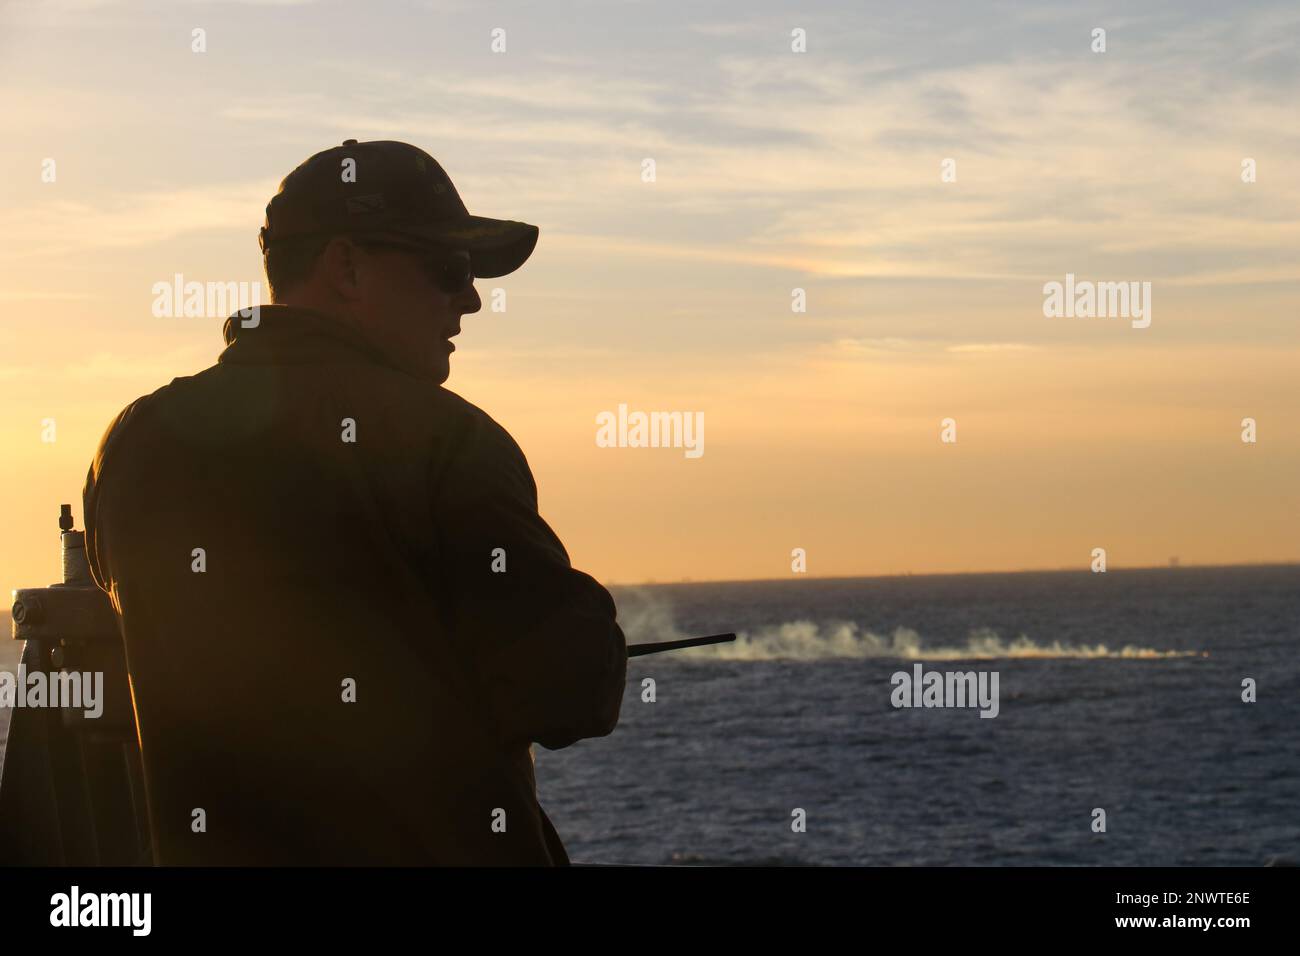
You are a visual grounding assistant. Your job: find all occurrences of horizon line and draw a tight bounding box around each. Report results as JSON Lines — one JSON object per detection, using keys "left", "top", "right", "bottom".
{"left": 603, "top": 559, "right": 1300, "bottom": 589}
{"left": 3, "top": 559, "right": 1296, "bottom": 619}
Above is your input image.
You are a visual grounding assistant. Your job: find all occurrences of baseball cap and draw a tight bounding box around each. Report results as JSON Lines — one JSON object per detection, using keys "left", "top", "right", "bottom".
{"left": 258, "top": 139, "right": 539, "bottom": 279}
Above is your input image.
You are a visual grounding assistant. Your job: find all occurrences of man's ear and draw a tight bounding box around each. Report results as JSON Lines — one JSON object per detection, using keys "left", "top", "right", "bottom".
{"left": 319, "top": 237, "right": 364, "bottom": 302}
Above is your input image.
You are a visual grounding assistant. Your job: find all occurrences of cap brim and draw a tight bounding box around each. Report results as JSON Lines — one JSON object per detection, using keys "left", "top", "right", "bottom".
{"left": 396, "top": 216, "right": 539, "bottom": 278}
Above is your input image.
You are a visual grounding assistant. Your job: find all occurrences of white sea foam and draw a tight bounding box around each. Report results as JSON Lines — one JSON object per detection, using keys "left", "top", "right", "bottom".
{"left": 679, "top": 622, "right": 1198, "bottom": 661}
{"left": 614, "top": 589, "right": 1198, "bottom": 662}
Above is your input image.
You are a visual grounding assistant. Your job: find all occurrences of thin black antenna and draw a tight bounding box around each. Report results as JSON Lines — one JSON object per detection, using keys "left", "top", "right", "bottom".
{"left": 627, "top": 633, "right": 736, "bottom": 658}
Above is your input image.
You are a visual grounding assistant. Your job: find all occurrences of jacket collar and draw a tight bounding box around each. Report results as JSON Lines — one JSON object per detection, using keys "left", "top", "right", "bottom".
{"left": 219, "top": 304, "right": 396, "bottom": 371}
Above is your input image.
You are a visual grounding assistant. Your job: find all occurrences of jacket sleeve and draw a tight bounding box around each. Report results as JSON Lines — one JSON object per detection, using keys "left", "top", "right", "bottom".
{"left": 82, "top": 397, "right": 150, "bottom": 601}
{"left": 431, "top": 410, "right": 627, "bottom": 751}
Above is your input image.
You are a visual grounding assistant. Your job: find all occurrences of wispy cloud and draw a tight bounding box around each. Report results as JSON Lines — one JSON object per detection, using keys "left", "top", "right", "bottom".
{"left": 1, "top": 183, "right": 273, "bottom": 258}
{"left": 947, "top": 342, "right": 1039, "bottom": 354}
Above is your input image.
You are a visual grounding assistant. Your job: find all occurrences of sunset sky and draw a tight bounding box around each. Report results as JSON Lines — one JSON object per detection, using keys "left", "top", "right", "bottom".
{"left": 2, "top": 0, "right": 1297, "bottom": 596}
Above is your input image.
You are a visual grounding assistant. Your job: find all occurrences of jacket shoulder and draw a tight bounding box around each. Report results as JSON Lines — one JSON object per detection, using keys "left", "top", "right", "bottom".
{"left": 433, "top": 387, "right": 522, "bottom": 453}
{"left": 90, "top": 375, "right": 197, "bottom": 460}
{"left": 428, "top": 387, "right": 534, "bottom": 493}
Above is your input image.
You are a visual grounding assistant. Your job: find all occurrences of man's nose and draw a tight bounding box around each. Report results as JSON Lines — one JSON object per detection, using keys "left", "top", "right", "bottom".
{"left": 458, "top": 282, "right": 482, "bottom": 314}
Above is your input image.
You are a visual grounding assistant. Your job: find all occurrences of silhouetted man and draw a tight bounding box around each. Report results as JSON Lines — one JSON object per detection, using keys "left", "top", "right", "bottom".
{"left": 82, "top": 140, "right": 627, "bottom": 865}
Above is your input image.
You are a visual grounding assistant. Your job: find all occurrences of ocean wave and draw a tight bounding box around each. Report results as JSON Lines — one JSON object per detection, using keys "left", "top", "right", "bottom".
{"left": 676, "top": 622, "right": 1198, "bottom": 661}
{"left": 613, "top": 592, "right": 1198, "bottom": 661}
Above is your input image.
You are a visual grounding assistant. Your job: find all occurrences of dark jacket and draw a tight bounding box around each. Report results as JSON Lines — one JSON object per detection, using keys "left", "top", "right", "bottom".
{"left": 82, "top": 304, "right": 627, "bottom": 865}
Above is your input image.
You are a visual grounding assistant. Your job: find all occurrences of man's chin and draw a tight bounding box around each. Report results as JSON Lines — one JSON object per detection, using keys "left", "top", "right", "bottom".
{"left": 390, "top": 354, "right": 448, "bottom": 383}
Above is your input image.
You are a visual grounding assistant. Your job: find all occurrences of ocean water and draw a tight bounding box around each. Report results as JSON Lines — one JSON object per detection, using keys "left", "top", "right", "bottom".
{"left": 537, "top": 567, "right": 1300, "bottom": 865}
{"left": 4, "top": 567, "right": 1296, "bottom": 866}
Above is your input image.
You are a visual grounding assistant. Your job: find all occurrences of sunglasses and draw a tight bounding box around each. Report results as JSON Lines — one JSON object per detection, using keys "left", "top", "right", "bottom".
{"left": 354, "top": 239, "right": 475, "bottom": 295}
